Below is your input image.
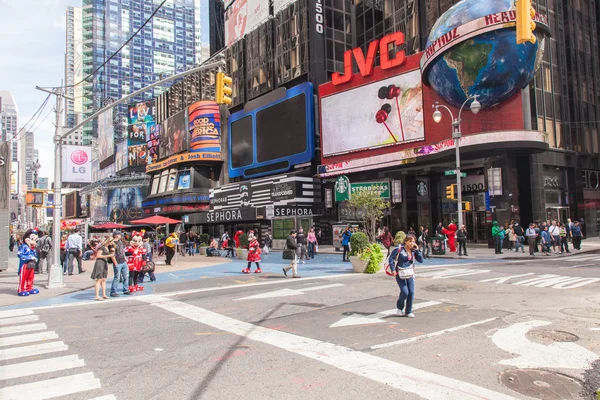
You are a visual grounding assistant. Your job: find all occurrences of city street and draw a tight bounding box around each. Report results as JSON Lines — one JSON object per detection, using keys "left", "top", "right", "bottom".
{"left": 2, "top": 252, "right": 600, "bottom": 400}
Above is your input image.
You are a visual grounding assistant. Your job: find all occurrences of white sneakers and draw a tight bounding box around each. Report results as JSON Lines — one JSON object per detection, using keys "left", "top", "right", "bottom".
{"left": 397, "top": 309, "right": 404, "bottom": 316}
{"left": 407, "top": 313, "right": 415, "bottom": 318}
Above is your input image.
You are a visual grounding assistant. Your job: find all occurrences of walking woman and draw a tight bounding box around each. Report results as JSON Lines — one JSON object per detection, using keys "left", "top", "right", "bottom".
{"left": 307, "top": 227, "right": 317, "bottom": 259}
{"left": 91, "top": 237, "right": 115, "bottom": 301}
{"left": 341, "top": 225, "right": 353, "bottom": 262}
{"left": 388, "top": 234, "right": 423, "bottom": 318}
{"left": 379, "top": 227, "right": 394, "bottom": 257}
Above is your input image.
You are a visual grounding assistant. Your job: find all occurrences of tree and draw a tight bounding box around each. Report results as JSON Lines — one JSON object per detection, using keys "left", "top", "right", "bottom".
{"left": 348, "top": 190, "right": 389, "bottom": 243}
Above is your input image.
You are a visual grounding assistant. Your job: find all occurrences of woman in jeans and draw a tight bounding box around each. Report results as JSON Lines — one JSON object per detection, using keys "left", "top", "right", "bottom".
{"left": 307, "top": 228, "right": 317, "bottom": 259}
{"left": 379, "top": 227, "right": 394, "bottom": 257}
{"left": 388, "top": 234, "right": 423, "bottom": 318}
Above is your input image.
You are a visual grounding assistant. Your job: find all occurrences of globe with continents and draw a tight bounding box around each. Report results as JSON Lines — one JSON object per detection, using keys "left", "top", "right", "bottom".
{"left": 421, "top": 0, "right": 550, "bottom": 109}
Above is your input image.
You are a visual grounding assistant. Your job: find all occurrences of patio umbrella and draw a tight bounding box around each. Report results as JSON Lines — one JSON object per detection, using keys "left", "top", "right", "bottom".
{"left": 129, "top": 216, "right": 181, "bottom": 225}
{"left": 91, "top": 222, "right": 130, "bottom": 230}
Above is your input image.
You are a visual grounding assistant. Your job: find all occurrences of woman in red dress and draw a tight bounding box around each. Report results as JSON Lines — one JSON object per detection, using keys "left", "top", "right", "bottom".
{"left": 243, "top": 231, "right": 262, "bottom": 274}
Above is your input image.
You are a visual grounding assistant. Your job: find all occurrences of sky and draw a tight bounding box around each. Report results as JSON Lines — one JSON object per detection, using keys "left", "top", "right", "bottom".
{"left": 0, "top": 0, "right": 81, "bottom": 185}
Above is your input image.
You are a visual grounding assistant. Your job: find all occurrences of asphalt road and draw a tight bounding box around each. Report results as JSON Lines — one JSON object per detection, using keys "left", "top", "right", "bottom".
{"left": 2, "top": 255, "right": 600, "bottom": 400}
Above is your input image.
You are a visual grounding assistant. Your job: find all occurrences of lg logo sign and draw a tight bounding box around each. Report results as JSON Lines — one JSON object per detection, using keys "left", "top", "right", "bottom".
{"left": 70, "top": 150, "right": 88, "bottom": 174}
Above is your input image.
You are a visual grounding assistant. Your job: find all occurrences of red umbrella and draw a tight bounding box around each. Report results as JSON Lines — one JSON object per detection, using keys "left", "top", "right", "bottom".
{"left": 91, "top": 223, "right": 130, "bottom": 230}
{"left": 129, "top": 216, "right": 181, "bottom": 225}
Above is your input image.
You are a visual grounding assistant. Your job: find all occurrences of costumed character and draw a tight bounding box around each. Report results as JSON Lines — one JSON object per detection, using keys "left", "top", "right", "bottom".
{"left": 441, "top": 223, "right": 458, "bottom": 253}
{"left": 233, "top": 229, "right": 243, "bottom": 248}
{"left": 17, "top": 229, "right": 40, "bottom": 296}
{"left": 242, "top": 231, "right": 261, "bottom": 274}
{"left": 125, "top": 231, "right": 147, "bottom": 292}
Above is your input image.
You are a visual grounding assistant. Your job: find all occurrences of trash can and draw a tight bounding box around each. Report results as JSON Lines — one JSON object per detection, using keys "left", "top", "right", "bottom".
{"left": 430, "top": 235, "right": 446, "bottom": 255}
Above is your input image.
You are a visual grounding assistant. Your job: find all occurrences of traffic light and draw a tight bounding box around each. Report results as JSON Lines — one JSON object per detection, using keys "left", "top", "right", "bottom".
{"left": 463, "top": 201, "right": 471, "bottom": 211}
{"left": 215, "top": 72, "right": 233, "bottom": 105}
{"left": 516, "top": 0, "right": 536, "bottom": 45}
{"left": 445, "top": 184, "right": 456, "bottom": 200}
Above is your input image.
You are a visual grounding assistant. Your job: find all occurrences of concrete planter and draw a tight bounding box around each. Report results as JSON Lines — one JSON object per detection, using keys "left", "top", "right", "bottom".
{"left": 350, "top": 255, "right": 369, "bottom": 273}
{"left": 198, "top": 246, "right": 207, "bottom": 256}
{"left": 236, "top": 249, "right": 248, "bottom": 260}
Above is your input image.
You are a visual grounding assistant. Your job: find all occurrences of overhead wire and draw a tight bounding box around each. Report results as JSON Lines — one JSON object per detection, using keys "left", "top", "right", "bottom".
{"left": 12, "top": 94, "right": 51, "bottom": 143}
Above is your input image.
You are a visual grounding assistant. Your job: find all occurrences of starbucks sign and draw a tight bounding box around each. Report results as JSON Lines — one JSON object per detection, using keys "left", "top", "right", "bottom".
{"left": 350, "top": 181, "right": 390, "bottom": 198}
{"left": 335, "top": 175, "right": 350, "bottom": 201}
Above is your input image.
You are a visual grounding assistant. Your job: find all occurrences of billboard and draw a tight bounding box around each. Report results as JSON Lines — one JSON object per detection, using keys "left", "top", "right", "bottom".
{"left": 115, "top": 141, "right": 128, "bottom": 172}
{"left": 127, "top": 122, "right": 149, "bottom": 167}
{"left": 225, "top": 0, "right": 270, "bottom": 46}
{"left": 159, "top": 109, "right": 188, "bottom": 159}
{"left": 128, "top": 100, "right": 155, "bottom": 125}
{"left": 228, "top": 82, "right": 315, "bottom": 179}
{"left": 98, "top": 109, "right": 115, "bottom": 165}
{"left": 128, "top": 144, "right": 147, "bottom": 167}
{"left": 321, "top": 69, "right": 424, "bottom": 157}
{"left": 188, "top": 101, "right": 221, "bottom": 153}
{"left": 61, "top": 145, "right": 92, "bottom": 183}
{"left": 10, "top": 161, "right": 18, "bottom": 195}
{"left": 146, "top": 121, "right": 160, "bottom": 164}
{"left": 46, "top": 193, "right": 54, "bottom": 218}
{"left": 107, "top": 187, "right": 145, "bottom": 223}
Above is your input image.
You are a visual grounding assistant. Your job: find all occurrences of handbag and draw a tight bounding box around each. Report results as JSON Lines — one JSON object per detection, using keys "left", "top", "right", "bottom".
{"left": 384, "top": 247, "right": 401, "bottom": 277}
{"left": 282, "top": 249, "right": 296, "bottom": 260}
{"left": 397, "top": 265, "right": 415, "bottom": 279}
{"left": 142, "top": 261, "right": 155, "bottom": 273}
{"left": 315, "top": 244, "right": 319, "bottom": 253}
{"left": 26, "top": 260, "right": 36, "bottom": 269}
{"left": 262, "top": 245, "right": 269, "bottom": 255}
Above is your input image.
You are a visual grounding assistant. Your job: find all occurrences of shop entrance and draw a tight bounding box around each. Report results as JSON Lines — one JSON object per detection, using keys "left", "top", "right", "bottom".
{"left": 546, "top": 207, "right": 570, "bottom": 223}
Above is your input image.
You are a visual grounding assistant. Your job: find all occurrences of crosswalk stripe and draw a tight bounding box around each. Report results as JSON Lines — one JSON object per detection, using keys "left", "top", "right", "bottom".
{"left": 0, "top": 323, "right": 47, "bottom": 336}
{"left": 0, "top": 341, "right": 68, "bottom": 361}
{"left": 0, "top": 372, "right": 101, "bottom": 400}
{"left": 0, "top": 315, "right": 39, "bottom": 326}
{"left": 0, "top": 331, "right": 59, "bottom": 347}
{"left": 0, "top": 309, "right": 33, "bottom": 319}
{"left": 0, "top": 354, "right": 85, "bottom": 380}
{"left": 565, "top": 255, "right": 600, "bottom": 262}
{"left": 88, "top": 395, "right": 117, "bottom": 400}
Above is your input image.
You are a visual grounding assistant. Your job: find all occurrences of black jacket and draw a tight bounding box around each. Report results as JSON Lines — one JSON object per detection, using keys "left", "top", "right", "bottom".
{"left": 286, "top": 236, "right": 299, "bottom": 252}
{"left": 456, "top": 229, "right": 467, "bottom": 242}
{"left": 296, "top": 232, "right": 306, "bottom": 245}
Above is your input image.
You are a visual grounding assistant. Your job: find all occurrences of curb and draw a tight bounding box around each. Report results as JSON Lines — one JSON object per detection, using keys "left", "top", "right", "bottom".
{"left": 431, "top": 247, "right": 600, "bottom": 260}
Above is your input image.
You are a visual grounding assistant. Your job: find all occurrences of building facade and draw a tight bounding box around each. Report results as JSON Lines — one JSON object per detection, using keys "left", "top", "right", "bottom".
{"left": 19, "top": 131, "right": 35, "bottom": 191}
{"left": 64, "top": 6, "right": 84, "bottom": 146}
{"left": 0, "top": 90, "right": 19, "bottom": 161}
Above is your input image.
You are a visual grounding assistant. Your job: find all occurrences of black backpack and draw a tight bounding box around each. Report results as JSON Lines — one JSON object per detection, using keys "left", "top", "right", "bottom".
{"left": 40, "top": 237, "right": 51, "bottom": 255}
{"left": 514, "top": 225, "right": 524, "bottom": 236}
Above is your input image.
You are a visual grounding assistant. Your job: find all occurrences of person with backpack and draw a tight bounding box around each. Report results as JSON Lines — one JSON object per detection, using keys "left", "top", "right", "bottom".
{"left": 340, "top": 225, "right": 353, "bottom": 262}
{"left": 387, "top": 234, "right": 423, "bottom": 318}
{"left": 379, "top": 227, "right": 394, "bottom": 257}
{"left": 513, "top": 222, "right": 525, "bottom": 253}
{"left": 36, "top": 231, "right": 52, "bottom": 274}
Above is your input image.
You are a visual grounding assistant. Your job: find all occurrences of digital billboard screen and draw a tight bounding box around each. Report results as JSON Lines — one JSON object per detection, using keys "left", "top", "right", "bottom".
{"left": 228, "top": 82, "right": 315, "bottom": 179}
{"left": 128, "top": 100, "right": 155, "bottom": 125}
{"left": 98, "top": 109, "right": 115, "bottom": 166}
{"left": 225, "top": 0, "right": 269, "bottom": 46}
{"left": 107, "top": 186, "right": 146, "bottom": 223}
{"left": 160, "top": 110, "right": 188, "bottom": 159}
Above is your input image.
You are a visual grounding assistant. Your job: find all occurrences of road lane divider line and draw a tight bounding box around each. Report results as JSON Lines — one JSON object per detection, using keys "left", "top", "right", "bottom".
{"left": 0, "top": 372, "right": 100, "bottom": 400}
{"left": 0, "top": 354, "right": 84, "bottom": 380}
{"left": 137, "top": 295, "right": 517, "bottom": 400}
{"left": 371, "top": 318, "right": 499, "bottom": 349}
{"left": 0, "top": 341, "right": 68, "bottom": 361}
{"left": 0, "top": 331, "right": 59, "bottom": 347}
{"left": 0, "top": 323, "right": 47, "bottom": 336}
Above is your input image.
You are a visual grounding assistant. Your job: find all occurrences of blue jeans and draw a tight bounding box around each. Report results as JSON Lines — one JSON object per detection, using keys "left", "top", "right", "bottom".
{"left": 395, "top": 275, "right": 415, "bottom": 314}
{"left": 308, "top": 242, "right": 315, "bottom": 258}
{"left": 110, "top": 262, "right": 130, "bottom": 294}
{"left": 515, "top": 236, "right": 524, "bottom": 252}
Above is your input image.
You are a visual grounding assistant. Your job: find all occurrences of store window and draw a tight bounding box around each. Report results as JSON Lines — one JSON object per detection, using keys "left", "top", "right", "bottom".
{"left": 273, "top": 219, "right": 294, "bottom": 240}
{"left": 151, "top": 174, "right": 160, "bottom": 195}
{"left": 166, "top": 168, "right": 178, "bottom": 191}
{"left": 158, "top": 170, "right": 169, "bottom": 193}
{"left": 177, "top": 170, "right": 191, "bottom": 189}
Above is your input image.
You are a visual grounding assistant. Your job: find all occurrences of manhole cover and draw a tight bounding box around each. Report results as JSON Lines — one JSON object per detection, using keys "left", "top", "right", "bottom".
{"left": 500, "top": 369, "right": 583, "bottom": 399}
{"left": 527, "top": 329, "right": 579, "bottom": 344}
{"left": 561, "top": 308, "right": 600, "bottom": 319}
{"left": 424, "top": 284, "right": 468, "bottom": 292}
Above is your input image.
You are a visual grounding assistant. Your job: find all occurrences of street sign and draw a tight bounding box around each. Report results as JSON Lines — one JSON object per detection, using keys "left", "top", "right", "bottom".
{"left": 334, "top": 175, "right": 350, "bottom": 201}
{"left": 350, "top": 182, "right": 390, "bottom": 198}
{"left": 445, "top": 170, "right": 467, "bottom": 177}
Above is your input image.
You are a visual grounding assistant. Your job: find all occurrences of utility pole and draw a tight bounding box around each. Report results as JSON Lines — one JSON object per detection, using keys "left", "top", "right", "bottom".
{"left": 36, "top": 86, "right": 72, "bottom": 289}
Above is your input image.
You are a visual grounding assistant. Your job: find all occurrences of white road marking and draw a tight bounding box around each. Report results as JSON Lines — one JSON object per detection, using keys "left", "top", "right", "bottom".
{"left": 564, "top": 255, "right": 600, "bottom": 262}
{"left": 371, "top": 318, "right": 499, "bottom": 349}
{"left": 418, "top": 269, "right": 490, "bottom": 279}
{"left": 0, "top": 315, "right": 39, "bottom": 326}
{"left": 552, "top": 278, "right": 600, "bottom": 289}
{"left": 88, "top": 396, "right": 117, "bottom": 400}
{"left": 511, "top": 274, "right": 600, "bottom": 289}
{"left": 561, "top": 264, "right": 595, "bottom": 269}
{"left": 0, "top": 372, "right": 101, "bottom": 400}
{"left": 0, "top": 309, "right": 33, "bottom": 319}
{"left": 0, "top": 323, "right": 47, "bottom": 336}
{"left": 0, "top": 341, "right": 68, "bottom": 361}
{"left": 492, "top": 320, "right": 599, "bottom": 369}
{"left": 236, "top": 283, "right": 345, "bottom": 300}
{"left": 0, "top": 331, "right": 59, "bottom": 347}
{"left": 480, "top": 273, "right": 535, "bottom": 284}
{"left": 0, "top": 354, "right": 85, "bottom": 380}
{"left": 590, "top": 327, "right": 600, "bottom": 331}
{"left": 139, "top": 295, "right": 516, "bottom": 400}
{"left": 330, "top": 301, "right": 442, "bottom": 328}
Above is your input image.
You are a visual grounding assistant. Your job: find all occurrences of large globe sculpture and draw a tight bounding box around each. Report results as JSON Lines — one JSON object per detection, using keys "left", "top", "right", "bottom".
{"left": 420, "top": 0, "right": 550, "bottom": 110}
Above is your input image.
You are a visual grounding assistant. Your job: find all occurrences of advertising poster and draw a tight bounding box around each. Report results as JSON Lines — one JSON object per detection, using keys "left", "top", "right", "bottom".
{"left": 61, "top": 145, "right": 92, "bottom": 183}
{"left": 146, "top": 122, "right": 160, "bottom": 164}
{"left": 128, "top": 100, "right": 155, "bottom": 125}
{"left": 46, "top": 193, "right": 54, "bottom": 218}
{"left": 159, "top": 110, "right": 188, "bottom": 159}
{"left": 225, "top": 0, "right": 269, "bottom": 46}
{"left": 128, "top": 144, "right": 147, "bottom": 167}
{"left": 106, "top": 187, "right": 146, "bottom": 223}
{"left": 321, "top": 69, "right": 424, "bottom": 157}
{"left": 10, "top": 161, "right": 19, "bottom": 195}
{"left": 115, "top": 141, "right": 128, "bottom": 172}
{"left": 98, "top": 109, "right": 115, "bottom": 164}
{"left": 188, "top": 101, "right": 221, "bottom": 153}
{"left": 127, "top": 123, "right": 147, "bottom": 145}
{"left": 177, "top": 172, "right": 191, "bottom": 190}
{"left": 90, "top": 189, "right": 107, "bottom": 223}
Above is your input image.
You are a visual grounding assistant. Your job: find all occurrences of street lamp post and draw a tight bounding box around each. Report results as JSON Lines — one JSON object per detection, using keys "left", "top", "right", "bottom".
{"left": 432, "top": 95, "right": 481, "bottom": 229}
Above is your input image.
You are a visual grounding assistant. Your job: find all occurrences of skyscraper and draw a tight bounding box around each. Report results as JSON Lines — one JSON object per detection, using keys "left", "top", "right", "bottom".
{"left": 19, "top": 131, "right": 35, "bottom": 190}
{"left": 64, "top": 6, "right": 84, "bottom": 146}
{"left": 0, "top": 90, "right": 19, "bottom": 161}
{"left": 81, "top": 0, "right": 218, "bottom": 144}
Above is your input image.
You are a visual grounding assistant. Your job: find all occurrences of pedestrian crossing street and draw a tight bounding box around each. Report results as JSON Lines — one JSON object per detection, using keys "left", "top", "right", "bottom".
{"left": 0, "top": 308, "right": 115, "bottom": 400}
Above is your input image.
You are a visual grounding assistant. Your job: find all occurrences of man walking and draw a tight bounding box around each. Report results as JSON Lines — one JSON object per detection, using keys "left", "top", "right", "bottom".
{"left": 548, "top": 221, "right": 560, "bottom": 254}
{"left": 456, "top": 225, "right": 468, "bottom": 256}
{"left": 110, "top": 231, "right": 130, "bottom": 297}
{"left": 572, "top": 221, "right": 583, "bottom": 250}
{"left": 179, "top": 231, "right": 188, "bottom": 257}
{"left": 513, "top": 222, "right": 525, "bottom": 253}
{"left": 296, "top": 227, "right": 307, "bottom": 263}
{"left": 66, "top": 228, "right": 85, "bottom": 275}
{"left": 36, "top": 231, "right": 52, "bottom": 274}
{"left": 491, "top": 221, "right": 502, "bottom": 254}
{"left": 526, "top": 223, "right": 538, "bottom": 256}
{"left": 165, "top": 232, "right": 177, "bottom": 265}
{"left": 283, "top": 230, "right": 301, "bottom": 278}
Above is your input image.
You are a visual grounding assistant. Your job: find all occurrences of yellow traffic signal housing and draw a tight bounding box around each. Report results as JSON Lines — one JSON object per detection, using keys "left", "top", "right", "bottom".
{"left": 463, "top": 201, "right": 472, "bottom": 211}
{"left": 446, "top": 184, "right": 456, "bottom": 200}
{"left": 216, "top": 72, "right": 233, "bottom": 105}
{"left": 516, "top": 0, "right": 537, "bottom": 44}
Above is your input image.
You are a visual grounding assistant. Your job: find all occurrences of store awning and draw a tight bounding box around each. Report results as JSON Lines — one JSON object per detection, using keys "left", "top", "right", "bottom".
{"left": 130, "top": 216, "right": 182, "bottom": 225}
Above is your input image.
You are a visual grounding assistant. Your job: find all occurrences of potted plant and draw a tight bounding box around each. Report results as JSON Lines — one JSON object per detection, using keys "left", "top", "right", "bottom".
{"left": 348, "top": 232, "right": 369, "bottom": 272}
{"left": 236, "top": 233, "right": 249, "bottom": 260}
{"left": 198, "top": 233, "right": 210, "bottom": 255}
{"left": 362, "top": 243, "right": 384, "bottom": 274}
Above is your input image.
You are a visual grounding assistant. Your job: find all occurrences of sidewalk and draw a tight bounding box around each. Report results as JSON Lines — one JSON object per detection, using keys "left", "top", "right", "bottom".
{"left": 314, "top": 237, "right": 600, "bottom": 260}
{"left": 0, "top": 252, "right": 231, "bottom": 308}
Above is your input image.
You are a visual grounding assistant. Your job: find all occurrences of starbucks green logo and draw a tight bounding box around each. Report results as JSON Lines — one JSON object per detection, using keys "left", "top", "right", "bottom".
{"left": 335, "top": 175, "right": 350, "bottom": 201}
